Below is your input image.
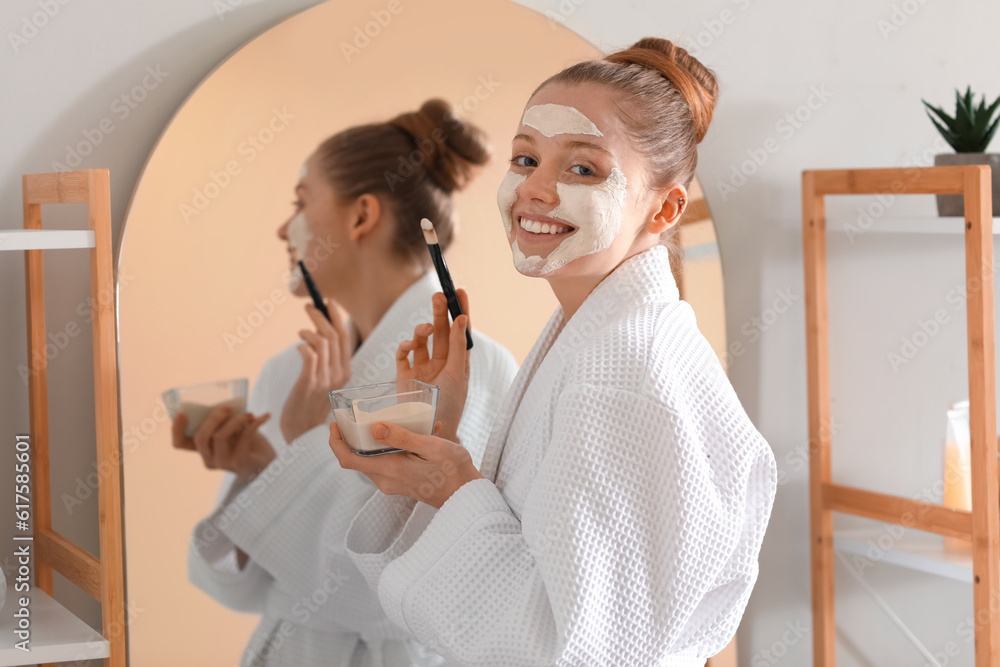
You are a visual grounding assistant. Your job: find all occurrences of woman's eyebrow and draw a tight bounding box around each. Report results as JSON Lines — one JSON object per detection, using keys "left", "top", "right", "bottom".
{"left": 564, "top": 139, "right": 612, "bottom": 155}
{"left": 513, "top": 133, "right": 611, "bottom": 157}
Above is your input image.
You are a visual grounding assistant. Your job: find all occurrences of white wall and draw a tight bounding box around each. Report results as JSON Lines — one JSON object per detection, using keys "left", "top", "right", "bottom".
{"left": 2, "top": 0, "right": 997, "bottom": 665}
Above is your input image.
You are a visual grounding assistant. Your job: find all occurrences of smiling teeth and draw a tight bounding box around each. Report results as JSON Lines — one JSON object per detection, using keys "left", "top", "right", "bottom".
{"left": 519, "top": 217, "right": 571, "bottom": 234}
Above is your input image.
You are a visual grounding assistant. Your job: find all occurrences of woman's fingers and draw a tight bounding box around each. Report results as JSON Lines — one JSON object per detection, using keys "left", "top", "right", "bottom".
{"left": 192, "top": 406, "right": 232, "bottom": 468}
{"left": 305, "top": 301, "right": 337, "bottom": 338}
{"left": 396, "top": 339, "right": 417, "bottom": 376}
{"left": 370, "top": 422, "right": 436, "bottom": 458}
{"left": 329, "top": 422, "right": 359, "bottom": 469}
{"left": 411, "top": 323, "right": 433, "bottom": 366}
{"left": 325, "top": 299, "right": 353, "bottom": 366}
{"left": 299, "top": 329, "right": 330, "bottom": 380}
{"left": 305, "top": 301, "right": 344, "bottom": 379}
{"left": 431, "top": 292, "right": 450, "bottom": 361}
{"left": 213, "top": 412, "right": 252, "bottom": 460}
{"left": 236, "top": 412, "right": 270, "bottom": 449}
{"left": 456, "top": 288, "right": 471, "bottom": 325}
{"left": 446, "top": 314, "right": 471, "bottom": 378}
{"left": 171, "top": 414, "right": 195, "bottom": 450}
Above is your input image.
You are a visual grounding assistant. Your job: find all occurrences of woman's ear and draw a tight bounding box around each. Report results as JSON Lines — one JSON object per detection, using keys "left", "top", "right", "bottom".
{"left": 647, "top": 185, "right": 687, "bottom": 235}
{"left": 347, "top": 193, "right": 382, "bottom": 242}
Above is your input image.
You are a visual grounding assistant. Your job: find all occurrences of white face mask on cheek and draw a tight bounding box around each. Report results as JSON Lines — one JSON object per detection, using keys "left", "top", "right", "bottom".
{"left": 519, "top": 167, "right": 628, "bottom": 276}
{"left": 499, "top": 103, "right": 629, "bottom": 277}
{"left": 286, "top": 211, "right": 313, "bottom": 290}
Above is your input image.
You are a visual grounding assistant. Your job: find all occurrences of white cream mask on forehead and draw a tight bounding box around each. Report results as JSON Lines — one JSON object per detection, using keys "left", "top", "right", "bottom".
{"left": 498, "top": 104, "right": 628, "bottom": 276}
{"left": 522, "top": 103, "right": 603, "bottom": 138}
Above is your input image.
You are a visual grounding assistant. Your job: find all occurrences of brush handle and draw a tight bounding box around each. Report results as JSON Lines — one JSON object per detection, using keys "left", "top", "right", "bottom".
{"left": 428, "top": 245, "right": 473, "bottom": 350}
{"left": 298, "top": 260, "right": 332, "bottom": 323}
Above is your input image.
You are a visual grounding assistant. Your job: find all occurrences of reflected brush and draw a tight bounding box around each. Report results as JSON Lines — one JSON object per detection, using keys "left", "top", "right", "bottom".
{"left": 298, "top": 259, "right": 332, "bottom": 323}
{"left": 420, "top": 218, "right": 473, "bottom": 350}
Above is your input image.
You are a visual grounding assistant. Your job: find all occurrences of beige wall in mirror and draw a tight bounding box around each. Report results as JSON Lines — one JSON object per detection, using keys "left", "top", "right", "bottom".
{"left": 117, "top": 0, "right": 726, "bottom": 664}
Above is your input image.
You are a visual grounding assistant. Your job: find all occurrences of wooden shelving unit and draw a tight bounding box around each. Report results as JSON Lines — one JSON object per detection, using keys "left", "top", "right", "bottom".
{"left": 0, "top": 170, "right": 127, "bottom": 665}
{"left": 803, "top": 165, "right": 999, "bottom": 666}
{"left": 0, "top": 583, "right": 108, "bottom": 665}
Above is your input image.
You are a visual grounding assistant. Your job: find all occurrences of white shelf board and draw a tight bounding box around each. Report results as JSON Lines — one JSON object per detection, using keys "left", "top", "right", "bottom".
{"left": 0, "top": 584, "right": 109, "bottom": 666}
{"left": 827, "top": 216, "right": 1000, "bottom": 235}
{"left": 834, "top": 527, "right": 973, "bottom": 584}
{"left": 0, "top": 230, "right": 95, "bottom": 251}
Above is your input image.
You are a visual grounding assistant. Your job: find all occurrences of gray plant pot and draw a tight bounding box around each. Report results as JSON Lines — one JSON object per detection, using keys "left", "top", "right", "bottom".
{"left": 933, "top": 153, "right": 1000, "bottom": 217}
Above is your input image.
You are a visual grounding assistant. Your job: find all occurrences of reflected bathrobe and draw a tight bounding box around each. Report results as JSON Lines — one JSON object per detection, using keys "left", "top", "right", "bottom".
{"left": 345, "top": 245, "right": 778, "bottom": 666}
{"left": 188, "top": 271, "right": 519, "bottom": 667}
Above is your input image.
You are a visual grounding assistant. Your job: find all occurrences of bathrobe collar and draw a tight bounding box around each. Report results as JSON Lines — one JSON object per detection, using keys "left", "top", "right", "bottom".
{"left": 478, "top": 245, "right": 679, "bottom": 482}
{"left": 346, "top": 270, "right": 439, "bottom": 388}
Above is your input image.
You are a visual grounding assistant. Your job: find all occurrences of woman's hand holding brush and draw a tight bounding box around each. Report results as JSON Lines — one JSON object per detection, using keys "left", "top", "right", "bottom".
{"left": 395, "top": 289, "right": 472, "bottom": 443}
{"left": 281, "top": 297, "right": 352, "bottom": 443}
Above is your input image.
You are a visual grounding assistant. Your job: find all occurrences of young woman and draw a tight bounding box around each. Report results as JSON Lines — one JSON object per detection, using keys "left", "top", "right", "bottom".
{"left": 172, "top": 99, "right": 519, "bottom": 667}
{"left": 329, "top": 39, "right": 777, "bottom": 666}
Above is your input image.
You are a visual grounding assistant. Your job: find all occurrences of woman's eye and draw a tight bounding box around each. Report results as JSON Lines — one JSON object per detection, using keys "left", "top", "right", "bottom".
{"left": 510, "top": 155, "right": 537, "bottom": 168}
{"left": 291, "top": 200, "right": 303, "bottom": 210}
{"left": 570, "top": 165, "right": 595, "bottom": 176}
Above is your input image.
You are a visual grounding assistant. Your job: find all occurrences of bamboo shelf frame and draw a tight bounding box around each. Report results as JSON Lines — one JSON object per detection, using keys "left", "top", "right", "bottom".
{"left": 803, "top": 165, "right": 998, "bottom": 665}
{"left": 21, "top": 169, "right": 127, "bottom": 666}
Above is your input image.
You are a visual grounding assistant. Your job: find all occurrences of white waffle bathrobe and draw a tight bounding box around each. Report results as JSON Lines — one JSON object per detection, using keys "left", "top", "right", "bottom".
{"left": 188, "top": 271, "right": 518, "bottom": 667}
{"left": 345, "top": 245, "right": 777, "bottom": 666}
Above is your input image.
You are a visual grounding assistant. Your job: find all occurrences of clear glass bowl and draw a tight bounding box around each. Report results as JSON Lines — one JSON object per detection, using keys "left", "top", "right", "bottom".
{"left": 329, "top": 379, "right": 439, "bottom": 456}
{"left": 162, "top": 378, "right": 248, "bottom": 437}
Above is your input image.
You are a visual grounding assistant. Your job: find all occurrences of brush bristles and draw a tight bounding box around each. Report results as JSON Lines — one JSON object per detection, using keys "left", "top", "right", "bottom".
{"left": 421, "top": 218, "right": 439, "bottom": 245}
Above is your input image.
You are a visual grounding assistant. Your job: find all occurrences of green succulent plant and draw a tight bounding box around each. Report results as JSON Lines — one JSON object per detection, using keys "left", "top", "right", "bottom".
{"left": 922, "top": 86, "right": 1000, "bottom": 153}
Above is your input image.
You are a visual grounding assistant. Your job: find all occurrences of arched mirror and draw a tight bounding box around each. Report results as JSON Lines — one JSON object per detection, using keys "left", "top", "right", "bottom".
{"left": 116, "top": 0, "right": 727, "bottom": 663}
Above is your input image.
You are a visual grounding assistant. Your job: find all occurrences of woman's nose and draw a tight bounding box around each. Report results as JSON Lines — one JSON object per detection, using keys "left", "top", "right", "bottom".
{"left": 519, "top": 167, "right": 559, "bottom": 205}
{"left": 277, "top": 216, "right": 291, "bottom": 241}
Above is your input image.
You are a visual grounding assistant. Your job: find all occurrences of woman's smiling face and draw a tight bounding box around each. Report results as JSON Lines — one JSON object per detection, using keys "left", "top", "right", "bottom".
{"left": 498, "top": 81, "right": 666, "bottom": 281}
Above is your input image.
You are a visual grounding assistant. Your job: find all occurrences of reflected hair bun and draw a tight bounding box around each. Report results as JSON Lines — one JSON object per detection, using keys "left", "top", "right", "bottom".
{"left": 390, "top": 99, "right": 491, "bottom": 193}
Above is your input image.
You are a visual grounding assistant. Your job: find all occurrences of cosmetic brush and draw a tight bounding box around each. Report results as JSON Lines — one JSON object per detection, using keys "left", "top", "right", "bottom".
{"left": 298, "top": 259, "right": 332, "bottom": 323}
{"left": 421, "top": 218, "right": 473, "bottom": 350}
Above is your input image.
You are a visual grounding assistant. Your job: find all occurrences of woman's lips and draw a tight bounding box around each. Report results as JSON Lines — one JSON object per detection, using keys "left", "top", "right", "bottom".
{"left": 515, "top": 215, "right": 575, "bottom": 243}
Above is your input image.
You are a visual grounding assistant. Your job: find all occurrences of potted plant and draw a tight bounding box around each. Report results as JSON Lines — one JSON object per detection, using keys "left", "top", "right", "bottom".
{"left": 923, "top": 86, "right": 1000, "bottom": 216}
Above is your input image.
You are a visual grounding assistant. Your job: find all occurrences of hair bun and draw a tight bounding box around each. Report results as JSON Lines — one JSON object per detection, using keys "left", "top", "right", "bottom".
{"left": 390, "top": 99, "right": 491, "bottom": 193}
{"left": 605, "top": 37, "right": 718, "bottom": 143}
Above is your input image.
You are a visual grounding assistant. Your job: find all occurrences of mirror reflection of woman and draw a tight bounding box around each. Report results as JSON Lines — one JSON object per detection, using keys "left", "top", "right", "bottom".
{"left": 331, "top": 39, "right": 778, "bottom": 666}
{"left": 171, "top": 99, "right": 518, "bottom": 666}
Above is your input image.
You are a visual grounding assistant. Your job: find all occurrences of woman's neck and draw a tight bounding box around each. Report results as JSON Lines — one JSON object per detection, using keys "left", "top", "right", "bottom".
{"left": 545, "top": 243, "right": 655, "bottom": 322}
{"left": 337, "top": 262, "right": 425, "bottom": 345}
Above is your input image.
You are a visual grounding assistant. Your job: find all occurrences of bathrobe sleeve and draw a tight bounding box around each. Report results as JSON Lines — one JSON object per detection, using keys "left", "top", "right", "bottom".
{"left": 187, "top": 357, "right": 279, "bottom": 613}
{"left": 347, "top": 381, "right": 776, "bottom": 665}
{"left": 187, "top": 472, "right": 274, "bottom": 613}
{"left": 211, "top": 424, "right": 381, "bottom": 631}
